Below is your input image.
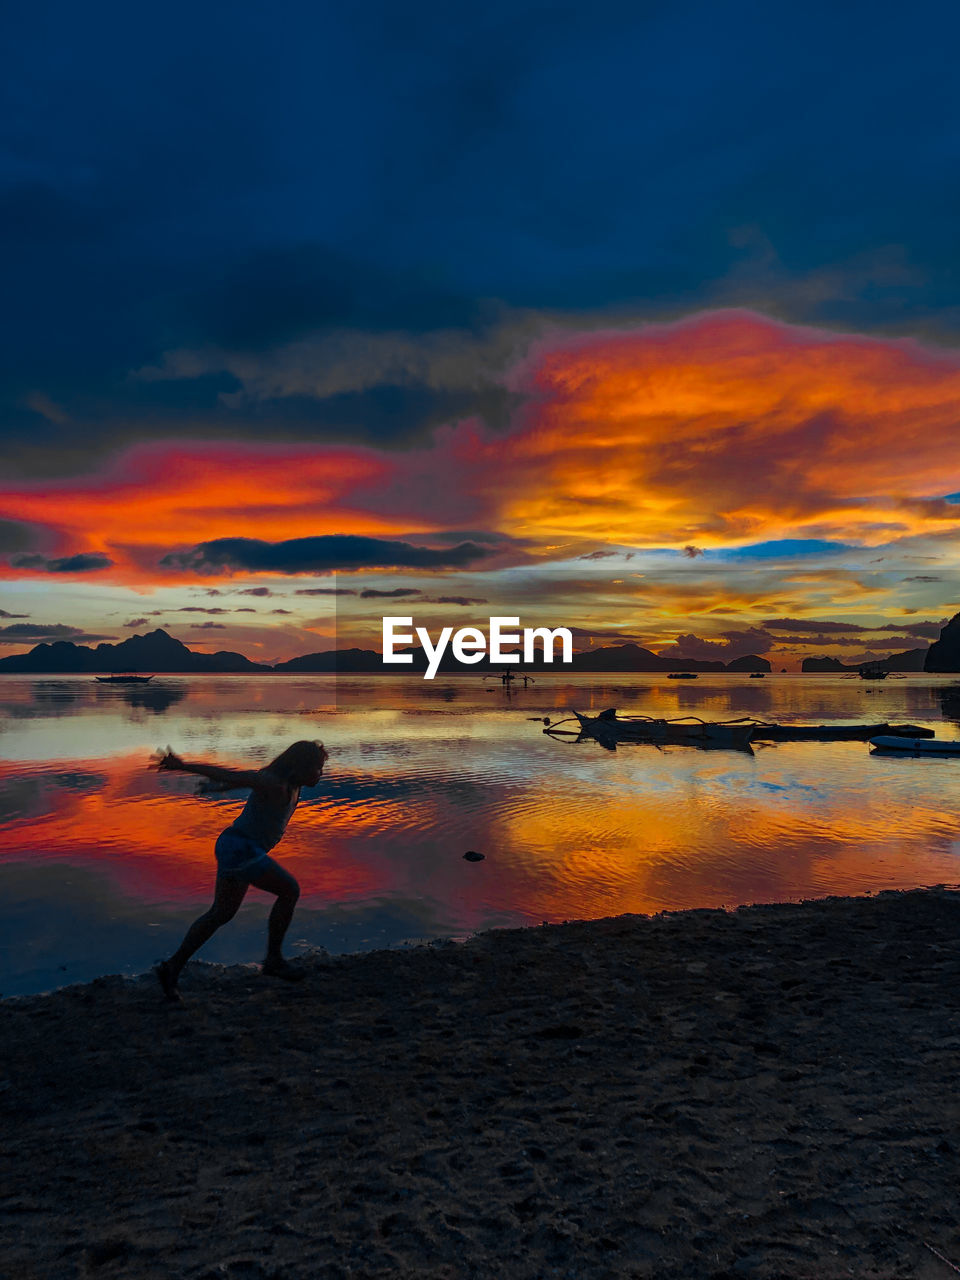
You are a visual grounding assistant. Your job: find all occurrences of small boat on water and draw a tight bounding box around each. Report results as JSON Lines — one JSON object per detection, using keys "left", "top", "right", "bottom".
{"left": 667, "top": 672, "right": 698, "bottom": 680}
{"left": 545, "top": 712, "right": 935, "bottom": 748}
{"left": 749, "top": 672, "right": 766, "bottom": 678}
{"left": 95, "top": 674, "right": 154, "bottom": 685}
{"left": 732, "top": 720, "right": 934, "bottom": 742}
{"left": 869, "top": 735, "right": 960, "bottom": 755}
{"left": 565, "top": 710, "right": 756, "bottom": 750}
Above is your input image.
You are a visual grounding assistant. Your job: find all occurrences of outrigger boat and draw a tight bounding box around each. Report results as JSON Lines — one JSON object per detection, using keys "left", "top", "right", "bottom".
{"left": 842, "top": 664, "right": 902, "bottom": 680}
{"left": 95, "top": 674, "right": 154, "bottom": 684}
{"left": 727, "top": 719, "right": 933, "bottom": 742}
{"left": 550, "top": 709, "right": 757, "bottom": 750}
{"left": 544, "top": 710, "right": 935, "bottom": 750}
{"left": 667, "top": 671, "right": 698, "bottom": 679}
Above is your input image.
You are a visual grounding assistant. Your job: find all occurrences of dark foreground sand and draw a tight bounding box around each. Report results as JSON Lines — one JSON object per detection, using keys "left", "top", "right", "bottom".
{"left": 2, "top": 889, "right": 960, "bottom": 1280}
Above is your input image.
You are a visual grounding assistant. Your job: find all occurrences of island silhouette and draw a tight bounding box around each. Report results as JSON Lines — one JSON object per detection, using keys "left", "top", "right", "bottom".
{"left": 1, "top": 615, "right": 958, "bottom": 675}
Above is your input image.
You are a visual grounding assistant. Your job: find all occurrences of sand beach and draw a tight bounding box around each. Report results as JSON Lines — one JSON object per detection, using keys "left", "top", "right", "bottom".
{"left": 2, "top": 887, "right": 960, "bottom": 1279}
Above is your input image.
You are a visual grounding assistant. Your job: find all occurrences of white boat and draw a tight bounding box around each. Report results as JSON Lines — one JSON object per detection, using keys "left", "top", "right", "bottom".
{"left": 869, "top": 735, "right": 960, "bottom": 755}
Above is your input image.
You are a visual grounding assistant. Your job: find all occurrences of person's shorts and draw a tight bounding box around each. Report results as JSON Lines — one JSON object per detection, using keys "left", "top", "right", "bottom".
{"left": 214, "top": 829, "right": 273, "bottom": 880}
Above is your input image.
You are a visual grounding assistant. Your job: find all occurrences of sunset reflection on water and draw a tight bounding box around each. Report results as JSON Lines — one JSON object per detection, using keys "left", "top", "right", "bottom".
{"left": 1, "top": 673, "right": 959, "bottom": 995}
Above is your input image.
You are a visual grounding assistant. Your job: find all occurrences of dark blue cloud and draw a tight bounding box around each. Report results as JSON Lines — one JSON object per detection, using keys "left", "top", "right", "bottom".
{"left": 358, "top": 588, "right": 423, "bottom": 599}
{"left": 173, "top": 247, "right": 506, "bottom": 352}
{"left": 10, "top": 552, "right": 114, "bottom": 573}
{"left": 765, "top": 618, "right": 866, "bottom": 633}
{"left": 294, "top": 588, "right": 358, "bottom": 596}
{"left": 0, "top": 623, "right": 115, "bottom": 644}
{"left": 429, "top": 596, "right": 489, "bottom": 607}
{"left": 3, "top": 0, "right": 960, "bottom": 472}
{"left": 879, "top": 620, "right": 944, "bottom": 640}
{"left": 765, "top": 617, "right": 943, "bottom": 641}
{"left": 161, "top": 535, "right": 497, "bottom": 575}
{"left": 214, "top": 383, "right": 520, "bottom": 447}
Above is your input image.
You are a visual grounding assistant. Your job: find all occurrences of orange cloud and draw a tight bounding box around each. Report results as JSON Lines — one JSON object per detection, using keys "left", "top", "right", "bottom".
{"left": 472, "top": 310, "right": 960, "bottom": 546}
{"left": 4, "top": 311, "right": 960, "bottom": 589}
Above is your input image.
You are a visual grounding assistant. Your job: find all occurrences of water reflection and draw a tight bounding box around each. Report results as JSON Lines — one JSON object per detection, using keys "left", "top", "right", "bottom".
{"left": 0, "top": 673, "right": 959, "bottom": 996}
{"left": 98, "top": 684, "right": 188, "bottom": 714}
{"left": 0, "top": 678, "right": 188, "bottom": 721}
{"left": 939, "top": 685, "right": 960, "bottom": 722}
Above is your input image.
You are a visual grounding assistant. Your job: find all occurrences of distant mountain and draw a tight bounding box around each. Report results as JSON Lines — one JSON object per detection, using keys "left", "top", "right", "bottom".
{"left": 884, "top": 647, "right": 928, "bottom": 672}
{"left": 0, "top": 629, "right": 271, "bottom": 673}
{"left": 725, "top": 654, "right": 772, "bottom": 673}
{"left": 925, "top": 612, "right": 960, "bottom": 672}
{"left": 273, "top": 643, "right": 770, "bottom": 674}
{"left": 572, "top": 644, "right": 724, "bottom": 673}
{"left": 802, "top": 646, "right": 929, "bottom": 674}
{"left": 274, "top": 647, "right": 380, "bottom": 673}
{"left": 8, "top": 625, "right": 911, "bottom": 676}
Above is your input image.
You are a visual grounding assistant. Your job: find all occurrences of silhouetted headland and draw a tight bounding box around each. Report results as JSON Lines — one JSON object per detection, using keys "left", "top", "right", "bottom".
{"left": 0, "top": 628, "right": 772, "bottom": 675}
{"left": 2, "top": 610, "right": 960, "bottom": 674}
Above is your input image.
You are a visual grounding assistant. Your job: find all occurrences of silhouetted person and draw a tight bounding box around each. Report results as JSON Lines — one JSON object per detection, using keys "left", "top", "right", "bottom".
{"left": 152, "top": 740, "right": 327, "bottom": 1000}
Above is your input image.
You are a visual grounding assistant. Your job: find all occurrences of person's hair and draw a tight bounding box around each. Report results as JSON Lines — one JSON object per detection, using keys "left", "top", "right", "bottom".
{"left": 267, "top": 739, "right": 326, "bottom": 783}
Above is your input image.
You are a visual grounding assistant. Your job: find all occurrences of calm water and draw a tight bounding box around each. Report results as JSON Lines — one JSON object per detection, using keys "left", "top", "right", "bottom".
{"left": 1, "top": 672, "right": 960, "bottom": 996}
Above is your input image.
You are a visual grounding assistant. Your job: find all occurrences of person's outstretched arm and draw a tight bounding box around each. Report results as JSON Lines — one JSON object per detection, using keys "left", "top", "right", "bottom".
{"left": 154, "top": 751, "right": 282, "bottom": 797}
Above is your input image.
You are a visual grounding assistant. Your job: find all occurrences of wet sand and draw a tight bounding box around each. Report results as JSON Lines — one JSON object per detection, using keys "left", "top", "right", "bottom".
{"left": 2, "top": 888, "right": 960, "bottom": 1279}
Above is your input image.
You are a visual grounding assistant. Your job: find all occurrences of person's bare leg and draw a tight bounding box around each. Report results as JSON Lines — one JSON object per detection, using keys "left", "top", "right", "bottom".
{"left": 248, "top": 861, "right": 302, "bottom": 978}
{"left": 157, "top": 875, "right": 249, "bottom": 999}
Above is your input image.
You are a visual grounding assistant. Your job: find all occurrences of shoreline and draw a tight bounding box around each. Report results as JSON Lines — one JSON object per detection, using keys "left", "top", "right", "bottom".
{"left": 3, "top": 887, "right": 960, "bottom": 1277}
{"left": 2, "top": 883, "right": 959, "bottom": 1007}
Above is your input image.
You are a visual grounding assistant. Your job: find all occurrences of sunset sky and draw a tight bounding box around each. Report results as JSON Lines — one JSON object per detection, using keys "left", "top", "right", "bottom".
{"left": 2, "top": 1, "right": 959, "bottom": 667}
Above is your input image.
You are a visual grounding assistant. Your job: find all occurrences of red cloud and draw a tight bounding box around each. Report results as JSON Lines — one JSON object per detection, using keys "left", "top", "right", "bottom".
{"left": 3, "top": 311, "right": 960, "bottom": 587}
